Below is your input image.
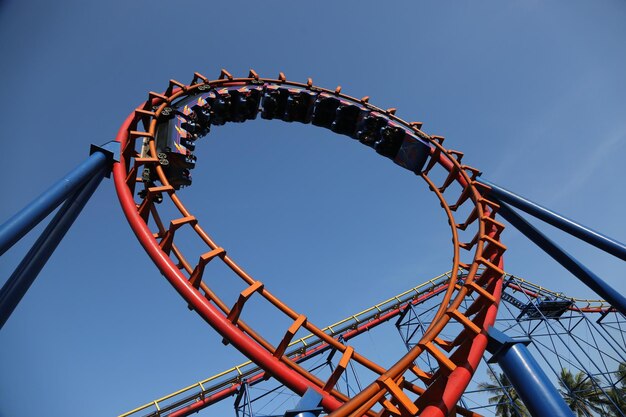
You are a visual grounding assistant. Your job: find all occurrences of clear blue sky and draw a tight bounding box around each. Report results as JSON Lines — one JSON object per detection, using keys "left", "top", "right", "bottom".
{"left": 0, "top": 1, "right": 625, "bottom": 416}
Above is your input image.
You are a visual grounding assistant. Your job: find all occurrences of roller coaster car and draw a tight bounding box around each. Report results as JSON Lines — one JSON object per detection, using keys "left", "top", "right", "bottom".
{"left": 230, "top": 86, "right": 262, "bottom": 122}
{"left": 311, "top": 94, "right": 340, "bottom": 128}
{"left": 179, "top": 118, "right": 207, "bottom": 146}
{"left": 283, "top": 89, "right": 316, "bottom": 123}
{"left": 356, "top": 112, "right": 387, "bottom": 147}
{"left": 162, "top": 151, "right": 196, "bottom": 170}
{"left": 260, "top": 85, "right": 289, "bottom": 120}
{"left": 331, "top": 103, "right": 360, "bottom": 136}
{"left": 156, "top": 113, "right": 199, "bottom": 154}
{"left": 177, "top": 134, "right": 197, "bottom": 152}
{"left": 164, "top": 166, "right": 192, "bottom": 189}
{"left": 210, "top": 89, "right": 232, "bottom": 126}
{"left": 375, "top": 124, "right": 405, "bottom": 158}
{"left": 155, "top": 114, "right": 197, "bottom": 190}
{"left": 190, "top": 104, "right": 211, "bottom": 127}
{"left": 518, "top": 299, "right": 574, "bottom": 320}
{"left": 158, "top": 151, "right": 196, "bottom": 189}
{"left": 175, "top": 92, "right": 213, "bottom": 131}
{"left": 179, "top": 109, "right": 207, "bottom": 142}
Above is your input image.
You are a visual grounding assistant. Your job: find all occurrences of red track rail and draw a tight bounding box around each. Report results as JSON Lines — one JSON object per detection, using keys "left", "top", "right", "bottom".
{"left": 113, "top": 70, "right": 507, "bottom": 417}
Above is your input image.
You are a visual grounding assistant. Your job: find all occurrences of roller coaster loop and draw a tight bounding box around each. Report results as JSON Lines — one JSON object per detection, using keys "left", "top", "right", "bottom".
{"left": 1, "top": 69, "right": 624, "bottom": 417}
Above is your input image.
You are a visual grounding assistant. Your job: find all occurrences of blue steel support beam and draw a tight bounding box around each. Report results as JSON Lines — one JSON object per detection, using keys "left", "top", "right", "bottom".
{"left": 0, "top": 166, "right": 107, "bottom": 329}
{"left": 0, "top": 142, "right": 118, "bottom": 330}
{"left": 479, "top": 178, "right": 626, "bottom": 261}
{"left": 495, "top": 201, "right": 626, "bottom": 316}
{"left": 0, "top": 142, "right": 118, "bottom": 257}
{"left": 487, "top": 327, "right": 574, "bottom": 417}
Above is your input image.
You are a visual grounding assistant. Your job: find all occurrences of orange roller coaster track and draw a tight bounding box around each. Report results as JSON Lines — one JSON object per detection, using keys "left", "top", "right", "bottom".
{"left": 112, "top": 70, "right": 506, "bottom": 417}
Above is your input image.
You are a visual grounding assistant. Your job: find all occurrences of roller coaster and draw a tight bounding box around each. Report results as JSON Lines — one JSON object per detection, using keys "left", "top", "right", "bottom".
{"left": 0, "top": 69, "right": 624, "bottom": 417}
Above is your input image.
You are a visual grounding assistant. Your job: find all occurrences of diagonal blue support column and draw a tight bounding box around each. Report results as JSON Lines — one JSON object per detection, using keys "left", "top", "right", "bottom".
{"left": 487, "top": 327, "right": 574, "bottom": 417}
{"left": 495, "top": 201, "right": 626, "bottom": 316}
{"left": 0, "top": 165, "right": 107, "bottom": 329}
{"left": 0, "top": 141, "right": 118, "bottom": 257}
{"left": 479, "top": 177, "right": 626, "bottom": 261}
{"left": 0, "top": 142, "right": 118, "bottom": 330}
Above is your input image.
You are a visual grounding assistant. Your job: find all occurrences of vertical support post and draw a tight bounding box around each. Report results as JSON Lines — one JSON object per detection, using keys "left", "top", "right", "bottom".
{"left": 495, "top": 201, "right": 626, "bottom": 316}
{"left": 234, "top": 379, "right": 253, "bottom": 417}
{"left": 487, "top": 327, "right": 574, "bottom": 417}
{"left": 243, "top": 379, "right": 255, "bottom": 417}
{"left": 479, "top": 178, "right": 626, "bottom": 261}
{"left": 283, "top": 388, "right": 323, "bottom": 417}
{"left": 0, "top": 166, "right": 107, "bottom": 329}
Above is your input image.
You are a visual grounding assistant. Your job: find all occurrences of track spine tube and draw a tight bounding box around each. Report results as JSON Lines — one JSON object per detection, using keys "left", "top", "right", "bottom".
{"left": 0, "top": 164, "right": 107, "bottom": 329}
{"left": 495, "top": 201, "right": 626, "bottom": 316}
{"left": 486, "top": 327, "right": 574, "bottom": 417}
{"left": 0, "top": 151, "right": 109, "bottom": 257}
{"left": 479, "top": 178, "right": 626, "bottom": 261}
